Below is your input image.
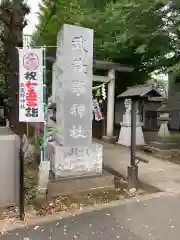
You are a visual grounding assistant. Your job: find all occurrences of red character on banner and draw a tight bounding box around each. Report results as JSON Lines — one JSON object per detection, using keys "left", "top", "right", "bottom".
{"left": 26, "top": 81, "right": 38, "bottom": 107}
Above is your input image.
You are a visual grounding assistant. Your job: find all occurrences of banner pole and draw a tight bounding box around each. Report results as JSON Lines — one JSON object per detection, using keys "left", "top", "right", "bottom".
{"left": 43, "top": 46, "right": 47, "bottom": 161}
{"left": 26, "top": 122, "right": 29, "bottom": 137}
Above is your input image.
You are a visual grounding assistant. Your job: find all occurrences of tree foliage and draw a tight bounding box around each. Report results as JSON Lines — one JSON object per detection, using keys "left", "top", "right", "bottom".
{"left": 0, "top": 50, "right": 8, "bottom": 106}
{"left": 148, "top": 75, "right": 168, "bottom": 97}
{"left": 0, "top": 1, "right": 10, "bottom": 107}
{"left": 32, "top": 0, "right": 180, "bottom": 91}
{"left": 32, "top": 0, "right": 85, "bottom": 46}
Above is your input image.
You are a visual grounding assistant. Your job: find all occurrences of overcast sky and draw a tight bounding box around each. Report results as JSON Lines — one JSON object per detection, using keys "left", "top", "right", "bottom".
{"left": 23, "top": 0, "right": 40, "bottom": 35}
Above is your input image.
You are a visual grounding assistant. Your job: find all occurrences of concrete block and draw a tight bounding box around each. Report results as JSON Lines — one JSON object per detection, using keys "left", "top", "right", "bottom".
{"left": 0, "top": 127, "right": 20, "bottom": 207}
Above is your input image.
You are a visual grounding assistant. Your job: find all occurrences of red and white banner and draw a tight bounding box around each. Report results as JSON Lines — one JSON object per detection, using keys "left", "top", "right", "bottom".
{"left": 18, "top": 48, "right": 44, "bottom": 122}
{"left": 92, "top": 99, "right": 103, "bottom": 121}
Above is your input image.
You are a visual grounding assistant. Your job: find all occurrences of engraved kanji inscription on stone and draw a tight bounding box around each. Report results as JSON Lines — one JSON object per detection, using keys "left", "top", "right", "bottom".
{"left": 72, "top": 57, "right": 87, "bottom": 74}
{"left": 71, "top": 36, "right": 88, "bottom": 52}
{"left": 70, "top": 125, "right": 87, "bottom": 139}
{"left": 70, "top": 103, "right": 86, "bottom": 118}
{"left": 71, "top": 80, "right": 86, "bottom": 96}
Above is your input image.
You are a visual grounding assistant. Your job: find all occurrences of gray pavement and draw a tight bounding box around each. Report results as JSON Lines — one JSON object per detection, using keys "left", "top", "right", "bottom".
{"left": 94, "top": 139, "right": 180, "bottom": 193}
{"left": 1, "top": 193, "right": 180, "bottom": 240}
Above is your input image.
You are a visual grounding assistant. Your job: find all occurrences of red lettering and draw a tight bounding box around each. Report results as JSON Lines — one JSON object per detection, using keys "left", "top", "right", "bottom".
{"left": 26, "top": 81, "right": 38, "bottom": 107}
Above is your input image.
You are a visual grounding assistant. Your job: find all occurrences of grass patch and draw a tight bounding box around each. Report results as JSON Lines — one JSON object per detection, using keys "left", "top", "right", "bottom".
{"left": 24, "top": 162, "right": 39, "bottom": 205}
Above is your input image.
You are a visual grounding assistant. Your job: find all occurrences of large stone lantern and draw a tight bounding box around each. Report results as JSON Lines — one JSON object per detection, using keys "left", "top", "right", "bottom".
{"left": 149, "top": 99, "right": 178, "bottom": 153}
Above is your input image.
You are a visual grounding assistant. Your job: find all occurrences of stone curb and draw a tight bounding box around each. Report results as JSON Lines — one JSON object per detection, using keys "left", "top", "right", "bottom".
{"left": 1, "top": 190, "right": 179, "bottom": 233}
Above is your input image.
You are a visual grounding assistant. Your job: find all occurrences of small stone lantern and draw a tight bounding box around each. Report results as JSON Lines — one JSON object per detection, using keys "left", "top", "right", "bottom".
{"left": 157, "top": 99, "right": 171, "bottom": 138}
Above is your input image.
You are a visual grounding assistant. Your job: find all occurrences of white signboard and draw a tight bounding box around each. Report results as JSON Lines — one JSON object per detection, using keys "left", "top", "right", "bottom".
{"left": 18, "top": 48, "right": 44, "bottom": 122}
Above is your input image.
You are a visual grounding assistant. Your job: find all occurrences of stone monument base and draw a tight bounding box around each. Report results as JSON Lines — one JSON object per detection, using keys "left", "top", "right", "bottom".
{"left": 47, "top": 170, "right": 114, "bottom": 199}
{"left": 117, "top": 123, "right": 145, "bottom": 147}
{"left": 47, "top": 141, "right": 103, "bottom": 179}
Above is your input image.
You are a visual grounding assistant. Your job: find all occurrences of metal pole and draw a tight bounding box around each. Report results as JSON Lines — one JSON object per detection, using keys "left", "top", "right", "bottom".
{"left": 19, "top": 144, "right": 24, "bottom": 221}
{"left": 131, "top": 99, "right": 136, "bottom": 166}
{"left": 128, "top": 98, "right": 138, "bottom": 190}
{"left": 43, "top": 46, "right": 47, "bottom": 161}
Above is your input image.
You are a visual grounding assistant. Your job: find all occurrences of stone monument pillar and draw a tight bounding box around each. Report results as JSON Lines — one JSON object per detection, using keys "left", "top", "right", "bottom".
{"left": 47, "top": 24, "right": 103, "bottom": 179}
{"left": 117, "top": 98, "right": 145, "bottom": 147}
{"left": 52, "top": 62, "right": 56, "bottom": 104}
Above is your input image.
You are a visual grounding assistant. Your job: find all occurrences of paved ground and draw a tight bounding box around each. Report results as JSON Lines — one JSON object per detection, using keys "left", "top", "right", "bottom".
{"left": 1, "top": 193, "right": 180, "bottom": 239}
{"left": 94, "top": 139, "right": 180, "bottom": 193}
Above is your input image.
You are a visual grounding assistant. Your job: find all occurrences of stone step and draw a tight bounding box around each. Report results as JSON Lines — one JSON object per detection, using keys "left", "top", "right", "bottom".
{"left": 47, "top": 170, "right": 115, "bottom": 200}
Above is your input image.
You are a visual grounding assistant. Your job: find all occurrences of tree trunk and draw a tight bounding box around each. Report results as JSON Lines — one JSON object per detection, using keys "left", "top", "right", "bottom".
{"left": 7, "top": 0, "right": 25, "bottom": 136}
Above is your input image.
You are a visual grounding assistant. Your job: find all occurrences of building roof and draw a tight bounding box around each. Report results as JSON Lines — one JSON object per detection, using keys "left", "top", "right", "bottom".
{"left": 117, "top": 84, "right": 162, "bottom": 99}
